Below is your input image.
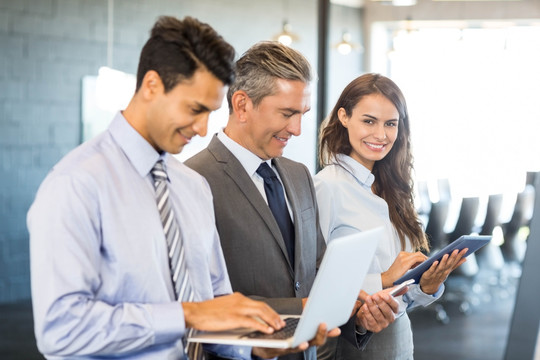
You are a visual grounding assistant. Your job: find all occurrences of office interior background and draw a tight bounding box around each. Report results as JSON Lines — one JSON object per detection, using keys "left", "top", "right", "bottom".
{"left": 1, "top": 0, "right": 540, "bottom": 359}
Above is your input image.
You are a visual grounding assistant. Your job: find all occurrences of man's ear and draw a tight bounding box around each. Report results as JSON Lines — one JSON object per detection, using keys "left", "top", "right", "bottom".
{"left": 140, "top": 70, "right": 164, "bottom": 100}
{"left": 231, "top": 90, "right": 250, "bottom": 122}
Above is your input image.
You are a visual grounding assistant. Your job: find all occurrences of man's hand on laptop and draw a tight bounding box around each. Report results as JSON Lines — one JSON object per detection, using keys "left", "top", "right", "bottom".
{"left": 355, "top": 290, "right": 399, "bottom": 333}
{"left": 182, "top": 292, "right": 285, "bottom": 333}
{"left": 251, "top": 323, "right": 341, "bottom": 358}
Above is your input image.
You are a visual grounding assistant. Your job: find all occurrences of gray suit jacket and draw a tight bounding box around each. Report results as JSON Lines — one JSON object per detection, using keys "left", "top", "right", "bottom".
{"left": 186, "top": 135, "right": 325, "bottom": 312}
{"left": 185, "top": 135, "right": 369, "bottom": 360}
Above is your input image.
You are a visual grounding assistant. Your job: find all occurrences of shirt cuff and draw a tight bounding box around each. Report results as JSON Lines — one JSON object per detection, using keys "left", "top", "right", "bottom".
{"left": 403, "top": 283, "right": 444, "bottom": 309}
{"left": 147, "top": 301, "right": 185, "bottom": 345}
{"left": 355, "top": 324, "right": 367, "bottom": 335}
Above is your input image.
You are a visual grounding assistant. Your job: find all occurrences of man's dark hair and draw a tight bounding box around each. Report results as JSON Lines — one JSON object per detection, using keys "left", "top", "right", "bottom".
{"left": 136, "top": 16, "right": 236, "bottom": 92}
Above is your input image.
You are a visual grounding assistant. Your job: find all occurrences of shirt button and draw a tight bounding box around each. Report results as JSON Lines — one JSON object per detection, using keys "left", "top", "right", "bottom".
{"left": 295, "top": 281, "right": 301, "bottom": 291}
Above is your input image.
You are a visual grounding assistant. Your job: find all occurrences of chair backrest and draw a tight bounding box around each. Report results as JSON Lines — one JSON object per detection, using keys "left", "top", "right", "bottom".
{"left": 437, "top": 178, "right": 452, "bottom": 202}
{"left": 415, "top": 180, "right": 431, "bottom": 216}
{"left": 480, "top": 194, "right": 504, "bottom": 236}
{"left": 425, "top": 200, "right": 450, "bottom": 250}
{"left": 449, "top": 197, "right": 480, "bottom": 241}
{"left": 526, "top": 171, "right": 538, "bottom": 187}
{"left": 506, "top": 185, "right": 536, "bottom": 236}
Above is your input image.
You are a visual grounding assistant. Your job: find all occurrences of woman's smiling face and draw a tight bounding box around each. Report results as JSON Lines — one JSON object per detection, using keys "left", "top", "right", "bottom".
{"left": 339, "top": 93, "right": 399, "bottom": 171}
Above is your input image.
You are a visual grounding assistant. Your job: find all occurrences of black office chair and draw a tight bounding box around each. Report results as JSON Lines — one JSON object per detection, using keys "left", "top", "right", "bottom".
{"left": 447, "top": 196, "right": 480, "bottom": 244}
{"left": 526, "top": 171, "right": 538, "bottom": 188}
{"left": 476, "top": 194, "right": 505, "bottom": 271}
{"left": 421, "top": 198, "right": 451, "bottom": 324}
{"left": 424, "top": 199, "right": 450, "bottom": 252}
{"left": 500, "top": 185, "right": 536, "bottom": 264}
{"left": 474, "top": 194, "right": 507, "bottom": 299}
{"left": 415, "top": 180, "right": 432, "bottom": 225}
{"left": 479, "top": 194, "right": 504, "bottom": 236}
{"left": 440, "top": 197, "right": 481, "bottom": 315}
{"left": 437, "top": 178, "right": 452, "bottom": 202}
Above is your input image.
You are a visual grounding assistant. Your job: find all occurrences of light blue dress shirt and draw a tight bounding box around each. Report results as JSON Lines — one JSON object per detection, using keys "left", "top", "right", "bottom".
{"left": 28, "top": 113, "right": 248, "bottom": 359}
{"left": 314, "top": 154, "right": 442, "bottom": 315}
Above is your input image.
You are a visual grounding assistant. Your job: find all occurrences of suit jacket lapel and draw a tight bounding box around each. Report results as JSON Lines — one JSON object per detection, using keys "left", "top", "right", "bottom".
{"left": 207, "top": 136, "right": 293, "bottom": 271}
{"left": 273, "top": 158, "right": 302, "bottom": 273}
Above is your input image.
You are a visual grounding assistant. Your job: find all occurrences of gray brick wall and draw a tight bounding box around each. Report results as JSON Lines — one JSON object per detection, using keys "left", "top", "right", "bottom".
{"left": 0, "top": 0, "right": 361, "bottom": 304}
{"left": 0, "top": 0, "right": 175, "bottom": 303}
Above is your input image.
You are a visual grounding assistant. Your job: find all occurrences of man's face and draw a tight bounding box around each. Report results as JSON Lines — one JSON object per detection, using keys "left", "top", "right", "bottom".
{"left": 144, "top": 69, "right": 226, "bottom": 154}
{"left": 241, "top": 79, "right": 311, "bottom": 160}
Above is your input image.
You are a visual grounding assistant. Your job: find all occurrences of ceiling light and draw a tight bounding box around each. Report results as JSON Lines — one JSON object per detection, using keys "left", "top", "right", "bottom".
{"left": 334, "top": 31, "right": 363, "bottom": 55}
{"left": 273, "top": 20, "right": 299, "bottom": 46}
{"left": 371, "top": 0, "right": 417, "bottom": 6}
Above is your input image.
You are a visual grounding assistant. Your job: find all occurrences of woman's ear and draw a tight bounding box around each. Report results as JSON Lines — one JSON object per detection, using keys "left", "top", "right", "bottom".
{"left": 337, "top": 107, "right": 348, "bottom": 128}
{"left": 231, "top": 90, "right": 250, "bottom": 122}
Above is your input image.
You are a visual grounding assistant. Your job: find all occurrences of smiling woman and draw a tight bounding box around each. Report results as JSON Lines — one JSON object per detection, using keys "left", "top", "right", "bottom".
{"left": 314, "top": 73, "right": 468, "bottom": 360}
{"left": 336, "top": 93, "right": 399, "bottom": 171}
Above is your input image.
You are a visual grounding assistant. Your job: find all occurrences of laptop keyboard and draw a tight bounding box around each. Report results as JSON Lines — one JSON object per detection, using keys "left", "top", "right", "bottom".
{"left": 242, "top": 317, "right": 300, "bottom": 340}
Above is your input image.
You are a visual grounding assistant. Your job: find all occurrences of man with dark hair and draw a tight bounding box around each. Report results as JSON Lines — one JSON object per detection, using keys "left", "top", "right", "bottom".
{"left": 185, "top": 41, "right": 400, "bottom": 360}
{"left": 28, "top": 16, "right": 329, "bottom": 360}
{"left": 135, "top": 16, "right": 235, "bottom": 93}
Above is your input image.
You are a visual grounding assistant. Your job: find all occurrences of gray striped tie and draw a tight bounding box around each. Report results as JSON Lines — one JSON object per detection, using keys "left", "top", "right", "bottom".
{"left": 151, "top": 160, "right": 203, "bottom": 360}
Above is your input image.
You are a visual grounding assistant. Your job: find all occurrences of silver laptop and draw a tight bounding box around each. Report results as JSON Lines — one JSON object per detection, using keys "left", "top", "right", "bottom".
{"left": 188, "top": 226, "right": 382, "bottom": 349}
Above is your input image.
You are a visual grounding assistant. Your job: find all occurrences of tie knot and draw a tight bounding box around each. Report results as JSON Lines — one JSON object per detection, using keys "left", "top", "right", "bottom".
{"left": 151, "top": 160, "right": 168, "bottom": 182}
{"left": 256, "top": 162, "right": 278, "bottom": 181}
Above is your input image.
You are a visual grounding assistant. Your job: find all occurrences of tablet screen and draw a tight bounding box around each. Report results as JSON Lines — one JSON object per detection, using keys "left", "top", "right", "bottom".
{"left": 393, "top": 235, "right": 492, "bottom": 285}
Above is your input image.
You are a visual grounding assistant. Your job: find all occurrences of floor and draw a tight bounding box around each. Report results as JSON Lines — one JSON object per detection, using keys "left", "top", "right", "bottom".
{"left": 0, "top": 301, "right": 43, "bottom": 360}
{"left": 0, "top": 274, "right": 519, "bottom": 360}
{"left": 411, "top": 268, "right": 519, "bottom": 360}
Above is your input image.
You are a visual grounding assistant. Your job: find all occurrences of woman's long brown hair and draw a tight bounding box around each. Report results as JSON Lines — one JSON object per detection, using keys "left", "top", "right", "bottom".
{"left": 319, "top": 73, "right": 428, "bottom": 251}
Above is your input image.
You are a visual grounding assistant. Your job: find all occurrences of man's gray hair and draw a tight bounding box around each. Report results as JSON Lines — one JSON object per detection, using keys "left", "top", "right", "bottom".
{"left": 227, "top": 41, "right": 312, "bottom": 112}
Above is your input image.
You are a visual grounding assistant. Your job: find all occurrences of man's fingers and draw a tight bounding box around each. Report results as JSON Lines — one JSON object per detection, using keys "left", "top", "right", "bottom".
{"left": 186, "top": 293, "right": 286, "bottom": 333}
{"left": 374, "top": 298, "right": 397, "bottom": 322}
{"left": 359, "top": 294, "right": 397, "bottom": 333}
{"left": 375, "top": 293, "right": 399, "bottom": 313}
{"left": 357, "top": 290, "right": 369, "bottom": 302}
{"left": 227, "top": 293, "right": 284, "bottom": 331}
{"left": 244, "top": 302, "right": 285, "bottom": 331}
{"left": 358, "top": 304, "right": 390, "bottom": 333}
{"left": 350, "top": 300, "right": 362, "bottom": 318}
{"left": 327, "top": 327, "right": 341, "bottom": 338}
{"left": 305, "top": 323, "right": 331, "bottom": 347}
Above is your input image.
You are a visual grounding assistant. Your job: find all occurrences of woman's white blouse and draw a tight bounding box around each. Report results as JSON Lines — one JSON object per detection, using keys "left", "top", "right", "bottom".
{"left": 314, "top": 154, "right": 442, "bottom": 314}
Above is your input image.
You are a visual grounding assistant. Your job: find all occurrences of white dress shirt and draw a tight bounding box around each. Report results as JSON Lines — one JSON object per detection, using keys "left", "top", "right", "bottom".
{"left": 217, "top": 129, "right": 294, "bottom": 220}
{"left": 314, "top": 154, "right": 442, "bottom": 315}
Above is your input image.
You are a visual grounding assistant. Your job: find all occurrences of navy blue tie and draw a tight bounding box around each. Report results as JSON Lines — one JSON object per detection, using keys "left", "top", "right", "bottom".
{"left": 257, "top": 162, "right": 295, "bottom": 267}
